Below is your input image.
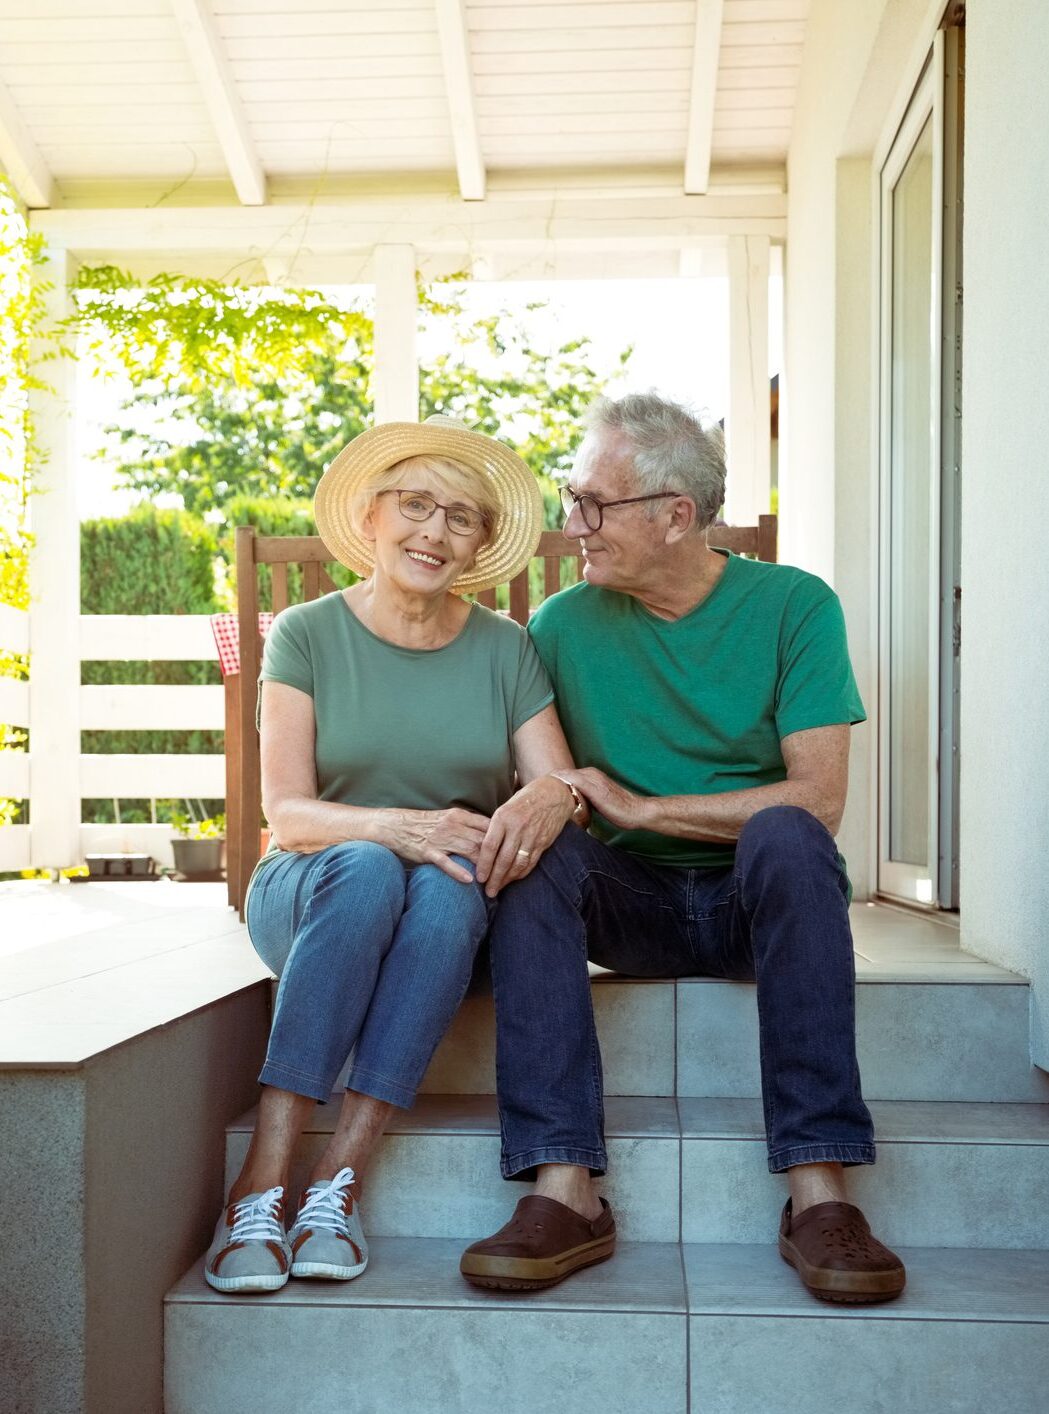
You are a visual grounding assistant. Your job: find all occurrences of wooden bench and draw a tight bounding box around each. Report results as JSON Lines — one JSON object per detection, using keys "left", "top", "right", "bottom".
{"left": 225, "top": 515, "right": 777, "bottom": 916}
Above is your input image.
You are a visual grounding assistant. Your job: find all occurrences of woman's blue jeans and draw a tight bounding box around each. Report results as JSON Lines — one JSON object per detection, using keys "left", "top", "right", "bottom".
{"left": 489, "top": 805, "right": 876, "bottom": 1178}
{"left": 246, "top": 841, "right": 493, "bottom": 1106}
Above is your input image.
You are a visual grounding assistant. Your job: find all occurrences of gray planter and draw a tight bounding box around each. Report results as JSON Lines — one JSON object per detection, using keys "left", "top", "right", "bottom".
{"left": 171, "top": 837, "right": 225, "bottom": 878}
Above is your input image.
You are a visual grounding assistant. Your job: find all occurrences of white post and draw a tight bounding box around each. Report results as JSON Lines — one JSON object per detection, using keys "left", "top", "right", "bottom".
{"left": 725, "top": 234, "right": 771, "bottom": 525}
{"left": 372, "top": 245, "right": 419, "bottom": 424}
{"left": 28, "top": 244, "right": 81, "bottom": 868}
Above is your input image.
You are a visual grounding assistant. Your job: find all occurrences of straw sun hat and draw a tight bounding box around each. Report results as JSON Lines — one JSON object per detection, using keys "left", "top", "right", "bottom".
{"left": 313, "top": 415, "right": 545, "bottom": 595}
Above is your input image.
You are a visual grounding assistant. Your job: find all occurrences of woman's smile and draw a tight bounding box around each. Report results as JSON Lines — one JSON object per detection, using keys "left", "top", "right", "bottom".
{"left": 403, "top": 546, "right": 447, "bottom": 569}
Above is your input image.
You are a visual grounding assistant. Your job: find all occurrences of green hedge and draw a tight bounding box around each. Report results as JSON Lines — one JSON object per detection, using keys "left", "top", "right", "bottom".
{"left": 81, "top": 507, "right": 222, "bottom": 820}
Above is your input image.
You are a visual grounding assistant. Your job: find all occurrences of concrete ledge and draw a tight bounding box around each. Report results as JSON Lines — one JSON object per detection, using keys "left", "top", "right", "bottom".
{"left": 0, "top": 904, "right": 272, "bottom": 1414}
{"left": 0, "top": 880, "right": 269, "bottom": 1068}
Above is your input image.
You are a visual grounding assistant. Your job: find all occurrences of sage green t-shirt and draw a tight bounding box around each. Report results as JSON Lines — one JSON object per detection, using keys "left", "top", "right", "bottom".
{"left": 528, "top": 551, "right": 866, "bottom": 869}
{"left": 258, "top": 592, "right": 554, "bottom": 820}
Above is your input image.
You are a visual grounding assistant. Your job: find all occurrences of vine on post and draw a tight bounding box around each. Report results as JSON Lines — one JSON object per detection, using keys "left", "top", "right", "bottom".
{"left": 0, "top": 177, "right": 50, "bottom": 830}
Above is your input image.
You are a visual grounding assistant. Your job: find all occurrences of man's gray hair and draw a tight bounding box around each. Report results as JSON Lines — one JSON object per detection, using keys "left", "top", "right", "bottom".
{"left": 587, "top": 392, "right": 726, "bottom": 530}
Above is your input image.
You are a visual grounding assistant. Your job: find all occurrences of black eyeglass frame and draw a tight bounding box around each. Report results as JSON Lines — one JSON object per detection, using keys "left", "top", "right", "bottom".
{"left": 380, "top": 487, "right": 490, "bottom": 537}
{"left": 559, "top": 485, "right": 682, "bottom": 532}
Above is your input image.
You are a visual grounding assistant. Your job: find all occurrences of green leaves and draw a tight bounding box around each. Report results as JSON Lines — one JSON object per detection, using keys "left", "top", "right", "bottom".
{"left": 69, "top": 267, "right": 369, "bottom": 392}
{"left": 78, "top": 268, "right": 629, "bottom": 520}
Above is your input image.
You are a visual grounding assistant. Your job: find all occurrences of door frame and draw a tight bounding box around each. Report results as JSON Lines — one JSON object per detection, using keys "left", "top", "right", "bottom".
{"left": 874, "top": 37, "right": 945, "bottom": 906}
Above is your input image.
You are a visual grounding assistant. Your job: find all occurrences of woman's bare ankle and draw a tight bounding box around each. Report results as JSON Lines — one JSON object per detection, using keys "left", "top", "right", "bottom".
{"left": 228, "top": 1170, "right": 288, "bottom": 1204}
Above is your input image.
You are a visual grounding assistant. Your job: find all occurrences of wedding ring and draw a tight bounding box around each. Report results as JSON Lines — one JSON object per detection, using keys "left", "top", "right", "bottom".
{"left": 516, "top": 848, "right": 531, "bottom": 857}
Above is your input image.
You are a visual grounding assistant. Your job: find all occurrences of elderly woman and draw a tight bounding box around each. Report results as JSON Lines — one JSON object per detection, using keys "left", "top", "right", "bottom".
{"left": 205, "top": 416, "right": 588, "bottom": 1294}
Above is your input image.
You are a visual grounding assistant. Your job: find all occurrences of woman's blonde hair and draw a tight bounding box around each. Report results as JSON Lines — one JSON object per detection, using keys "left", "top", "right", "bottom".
{"left": 352, "top": 454, "right": 500, "bottom": 543}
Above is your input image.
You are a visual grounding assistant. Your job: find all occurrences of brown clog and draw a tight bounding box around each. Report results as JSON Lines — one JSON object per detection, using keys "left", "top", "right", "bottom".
{"left": 460, "top": 1195, "right": 616, "bottom": 1291}
{"left": 778, "top": 1198, "right": 906, "bottom": 1304}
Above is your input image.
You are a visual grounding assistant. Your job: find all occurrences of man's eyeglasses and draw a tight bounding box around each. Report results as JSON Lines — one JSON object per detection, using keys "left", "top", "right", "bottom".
{"left": 559, "top": 485, "right": 681, "bottom": 532}
{"left": 381, "top": 488, "right": 487, "bottom": 536}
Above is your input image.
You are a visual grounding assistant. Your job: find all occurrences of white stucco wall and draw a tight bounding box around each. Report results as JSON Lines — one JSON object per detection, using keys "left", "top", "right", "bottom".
{"left": 960, "top": 0, "right": 1049, "bottom": 1061}
{"left": 782, "top": 0, "right": 891, "bottom": 583}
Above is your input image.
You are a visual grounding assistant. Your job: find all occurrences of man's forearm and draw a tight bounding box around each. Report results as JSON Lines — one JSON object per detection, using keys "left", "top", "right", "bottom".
{"left": 640, "top": 778, "right": 842, "bottom": 842}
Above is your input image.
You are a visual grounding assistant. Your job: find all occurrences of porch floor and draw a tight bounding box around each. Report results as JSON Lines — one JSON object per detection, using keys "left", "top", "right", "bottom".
{"left": 0, "top": 879, "right": 1024, "bottom": 1071}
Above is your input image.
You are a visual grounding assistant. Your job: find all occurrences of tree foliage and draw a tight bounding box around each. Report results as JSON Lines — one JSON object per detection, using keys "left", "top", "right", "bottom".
{"left": 71, "top": 270, "right": 629, "bottom": 526}
{"left": 69, "top": 266, "right": 368, "bottom": 392}
{"left": 0, "top": 178, "right": 52, "bottom": 830}
{"left": 0, "top": 180, "right": 50, "bottom": 617}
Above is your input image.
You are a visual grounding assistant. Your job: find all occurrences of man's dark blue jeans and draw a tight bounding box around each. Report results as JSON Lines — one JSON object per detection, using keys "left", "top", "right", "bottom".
{"left": 489, "top": 804, "right": 875, "bottom": 1179}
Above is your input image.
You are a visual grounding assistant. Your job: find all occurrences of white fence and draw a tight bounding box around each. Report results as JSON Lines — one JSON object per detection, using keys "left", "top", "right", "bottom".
{"left": 0, "top": 611, "right": 225, "bottom": 871}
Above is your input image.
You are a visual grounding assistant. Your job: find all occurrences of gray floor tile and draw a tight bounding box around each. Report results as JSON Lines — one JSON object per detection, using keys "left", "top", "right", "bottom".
{"left": 676, "top": 980, "right": 1048, "bottom": 1101}
{"left": 683, "top": 1242, "right": 1049, "bottom": 1321}
{"left": 167, "top": 1302, "right": 687, "bottom": 1414}
{"left": 230, "top": 1092, "right": 683, "bottom": 1139}
{"left": 400, "top": 976, "right": 677, "bottom": 1098}
{"left": 169, "top": 1238, "right": 686, "bottom": 1314}
{"left": 676, "top": 1096, "right": 1049, "bottom": 1143}
{"left": 680, "top": 1135, "right": 1049, "bottom": 1247}
{"left": 690, "top": 1314, "right": 1049, "bottom": 1414}
{"left": 226, "top": 1126, "right": 681, "bottom": 1243}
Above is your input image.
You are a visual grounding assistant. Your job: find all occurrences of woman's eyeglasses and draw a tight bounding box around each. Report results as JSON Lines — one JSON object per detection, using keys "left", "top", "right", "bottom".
{"left": 383, "top": 489, "right": 487, "bottom": 536}
{"left": 559, "top": 485, "right": 681, "bottom": 532}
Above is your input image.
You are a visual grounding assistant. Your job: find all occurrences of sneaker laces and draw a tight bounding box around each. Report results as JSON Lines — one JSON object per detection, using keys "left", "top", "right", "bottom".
{"left": 228, "top": 1186, "right": 285, "bottom": 1243}
{"left": 295, "top": 1167, "right": 357, "bottom": 1235}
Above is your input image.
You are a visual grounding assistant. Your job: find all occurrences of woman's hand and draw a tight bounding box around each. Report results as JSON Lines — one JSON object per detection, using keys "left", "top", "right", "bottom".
{"left": 475, "top": 775, "right": 577, "bottom": 897}
{"left": 387, "top": 807, "right": 492, "bottom": 884}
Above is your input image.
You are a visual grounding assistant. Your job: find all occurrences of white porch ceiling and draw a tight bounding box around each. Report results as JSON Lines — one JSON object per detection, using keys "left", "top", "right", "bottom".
{"left": 0, "top": 0, "right": 808, "bottom": 208}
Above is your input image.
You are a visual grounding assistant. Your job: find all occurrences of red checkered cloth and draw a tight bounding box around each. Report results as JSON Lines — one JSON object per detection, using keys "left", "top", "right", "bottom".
{"left": 210, "top": 612, "right": 274, "bottom": 678}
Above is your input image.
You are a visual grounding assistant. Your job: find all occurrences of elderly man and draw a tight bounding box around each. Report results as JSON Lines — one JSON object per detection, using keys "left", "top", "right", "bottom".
{"left": 460, "top": 391, "right": 905, "bottom": 1305}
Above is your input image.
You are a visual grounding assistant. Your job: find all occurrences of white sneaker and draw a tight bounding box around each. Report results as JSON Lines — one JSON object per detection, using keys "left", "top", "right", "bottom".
{"left": 289, "top": 1167, "right": 369, "bottom": 1280}
{"left": 204, "top": 1186, "right": 291, "bottom": 1293}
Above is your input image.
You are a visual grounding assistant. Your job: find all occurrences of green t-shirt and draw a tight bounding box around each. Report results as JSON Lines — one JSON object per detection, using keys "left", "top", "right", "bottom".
{"left": 528, "top": 551, "right": 866, "bottom": 869}
{"left": 259, "top": 592, "right": 554, "bottom": 819}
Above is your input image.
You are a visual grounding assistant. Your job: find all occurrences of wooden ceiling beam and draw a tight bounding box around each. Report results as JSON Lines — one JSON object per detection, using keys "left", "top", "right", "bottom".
{"left": 434, "top": 0, "right": 486, "bottom": 201}
{"left": 684, "top": 0, "right": 725, "bottom": 195}
{"left": 170, "top": 0, "right": 266, "bottom": 206}
{"left": 0, "top": 73, "right": 54, "bottom": 208}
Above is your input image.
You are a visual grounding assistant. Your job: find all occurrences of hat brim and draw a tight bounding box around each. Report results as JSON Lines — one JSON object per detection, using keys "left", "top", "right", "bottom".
{"left": 313, "top": 422, "right": 545, "bottom": 594}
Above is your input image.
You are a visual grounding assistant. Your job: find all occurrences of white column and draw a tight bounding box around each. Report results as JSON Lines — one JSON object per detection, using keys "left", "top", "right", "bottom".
{"left": 28, "top": 244, "right": 81, "bottom": 867}
{"left": 372, "top": 245, "right": 419, "bottom": 424}
{"left": 724, "top": 234, "right": 771, "bottom": 525}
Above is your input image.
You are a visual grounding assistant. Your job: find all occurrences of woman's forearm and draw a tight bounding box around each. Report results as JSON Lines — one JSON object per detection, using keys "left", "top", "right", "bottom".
{"left": 265, "top": 795, "right": 402, "bottom": 854}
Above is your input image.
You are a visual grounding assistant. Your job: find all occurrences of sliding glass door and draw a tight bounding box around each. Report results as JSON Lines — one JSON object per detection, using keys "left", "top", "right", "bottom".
{"left": 877, "top": 27, "right": 963, "bottom": 909}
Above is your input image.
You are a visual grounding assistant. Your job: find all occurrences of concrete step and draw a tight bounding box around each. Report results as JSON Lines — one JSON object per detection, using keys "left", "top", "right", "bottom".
{"left": 400, "top": 970, "right": 1048, "bottom": 1102}
{"left": 164, "top": 1241, "right": 1049, "bottom": 1414}
{"left": 227, "top": 1094, "right": 683, "bottom": 1243}
{"left": 224, "top": 1094, "right": 1049, "bottom": 1248}
{"left": 676, "top": 974, "right": 1049, "bottom": 1102}
{"left": 417, "top": 973, "right": 676, "bottom": 1098}
{"left": 680, "top": 1096, "right": 1049, "bottom": 1248}
{"left": 686, "top": 1242, "right": 1049, "bottom": 1414}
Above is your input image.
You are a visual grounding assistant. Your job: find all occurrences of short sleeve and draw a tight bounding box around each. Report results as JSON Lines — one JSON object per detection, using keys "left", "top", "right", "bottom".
{"left": 775, "top": 590, "right": 866, "bottom": 739}
{"left": 526, "top": 594, "right": 561, "bottom": 682}
{"left": 511, "top": 629, "right": 555, "bottom": 731}
{"left": 259, "top": 607, "right": 314, "bottom": 698}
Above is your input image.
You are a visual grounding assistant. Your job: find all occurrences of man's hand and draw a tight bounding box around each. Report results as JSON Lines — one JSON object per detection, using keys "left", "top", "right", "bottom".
{"left": 557, "top": 768, "right": 652, "bottom": 832}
